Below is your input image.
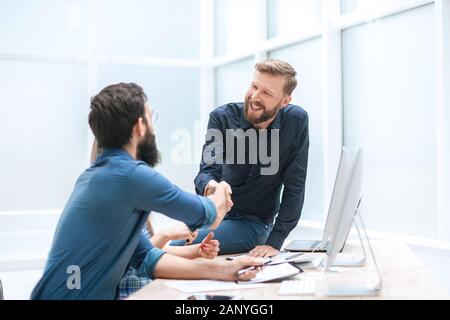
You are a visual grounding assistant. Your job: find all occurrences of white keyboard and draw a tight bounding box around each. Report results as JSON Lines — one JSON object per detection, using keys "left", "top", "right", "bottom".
{"left": 274, "top": 251, "right": 304, "bottom": 261}
{"left": 278, "top": 278, "right": 317, "bottom": 296}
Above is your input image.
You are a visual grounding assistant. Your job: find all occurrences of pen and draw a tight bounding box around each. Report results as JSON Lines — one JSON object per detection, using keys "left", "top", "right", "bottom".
{"left": 237, "top": 260, "right": 272, "bottom": 276}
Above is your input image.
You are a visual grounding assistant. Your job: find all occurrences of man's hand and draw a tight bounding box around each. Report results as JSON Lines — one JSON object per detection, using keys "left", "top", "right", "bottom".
{"left": 207, "top": 181, "right": 233, "bottom": 230}
{"left": 204, "top": 180, "right": 232, "bottom": 197}
{"left": 217, "top": 257, "right": 265, "bottom": 282}
{"left": 204, "top": 180, "right": 218, "bottom": 196}
{"left": 198, "top": 232, "right": 220, "bottom": 259}
{"left": 163, "top": 224, "right": 198, "bottom": 244}
{"left": 151, "top": 224, "right": 198, "bottom": 248}
{"left": 248, "top": 245, "right": 279, "bottom": 258}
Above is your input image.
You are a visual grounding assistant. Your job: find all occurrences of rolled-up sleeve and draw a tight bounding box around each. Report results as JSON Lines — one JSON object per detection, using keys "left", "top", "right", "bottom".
{"left": 136, "top": 247, "right": 166, "bottom": 280}
{"left": 129, "top": 232, "right": 166, "bottom": 280}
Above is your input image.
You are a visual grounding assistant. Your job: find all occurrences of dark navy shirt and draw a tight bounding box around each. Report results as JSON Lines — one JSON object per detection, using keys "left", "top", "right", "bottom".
{"left": 195, "top": 103, "right": 309, "bottom": 250}
{"left": 31, "top": 148, "right": 216, "bottom": 300}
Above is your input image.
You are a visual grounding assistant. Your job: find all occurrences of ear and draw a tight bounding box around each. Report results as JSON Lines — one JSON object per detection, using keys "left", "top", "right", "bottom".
{"left": 134, "top": 117, "right": 146, "bottom": 138}
{"left": 281, "top": 95, "right": 292, "bottom": 108}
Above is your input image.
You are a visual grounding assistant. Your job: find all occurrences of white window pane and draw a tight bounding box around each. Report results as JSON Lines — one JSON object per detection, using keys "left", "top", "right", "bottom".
{"left": 215, "top": 59, "right": 255, "bottom": 106}
{"left": 0, "top": 61, "right": 89, "bottom": 211}
{"left": 97, "top": 0, "right": 201, "bottom": 58}
{"left": 342, "top": 0, "right": 421, "bottom": 14}
{"left": 97, "top": 66, "right": 201, "bottom": 192}
{"left": 269, "top": 38, "right": 324, "bottom": 222}
{"left": 268, "top": 0, "right": 322, "bottom": 39}
{"left": 215, "top": 0, "right": 260, "bottom": 56}
{"left": 0, "top": 0, "right": 88, "bottom": 55}
{"left": 343, "top": 5, "right": 437, "bottom": 237}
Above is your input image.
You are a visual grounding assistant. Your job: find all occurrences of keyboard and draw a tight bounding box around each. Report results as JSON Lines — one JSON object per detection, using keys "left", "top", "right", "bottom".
{"left": 274, "top": 251, "right": 304, "bottom": 261}
{"left": 278, "top": 278, "right": 317, "bottom": 296}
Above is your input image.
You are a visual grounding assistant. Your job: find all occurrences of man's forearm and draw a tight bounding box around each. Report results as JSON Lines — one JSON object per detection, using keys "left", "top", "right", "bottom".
{"left": 163, "top": 245, "right": 199, "bottom": 260}
{"left": 150, "top": 232, "right": 171, "bottom": 249}
{"left": 265, "top": 215, "right": 300, "bottom": 250}
{"left": 265, "top": 228, "right": 291, "bottom": 250}
{"left": 153, "top": 254, "right": 222, "bottom": 280}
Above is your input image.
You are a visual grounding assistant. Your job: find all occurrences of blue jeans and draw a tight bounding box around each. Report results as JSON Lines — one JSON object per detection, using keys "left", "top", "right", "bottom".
{"left": 171, "top": 215, "right": 273, "bottom": 255}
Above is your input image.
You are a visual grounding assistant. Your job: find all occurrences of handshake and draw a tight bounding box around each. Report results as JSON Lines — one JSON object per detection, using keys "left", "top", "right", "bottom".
{"left": 204, "top": 180, "right": 233, "bottom": 230}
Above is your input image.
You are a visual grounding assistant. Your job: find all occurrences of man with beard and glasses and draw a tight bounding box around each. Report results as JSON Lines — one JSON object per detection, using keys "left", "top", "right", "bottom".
{"left": 31, "top": 83, "right": 261, "bottom": 300}
{"left": 173, "top": 59, "right": 309, "bottom": 258}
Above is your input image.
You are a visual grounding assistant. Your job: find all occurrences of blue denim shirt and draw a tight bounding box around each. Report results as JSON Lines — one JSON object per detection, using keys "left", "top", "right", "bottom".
{"left": 195, "top": 103, "right": 309, "bottom": 250}
{"left": 31, "top": 148, "right": 216, "bottom": 300}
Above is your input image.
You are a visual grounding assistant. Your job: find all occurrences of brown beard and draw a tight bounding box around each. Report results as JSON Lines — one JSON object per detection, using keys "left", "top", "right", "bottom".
{"left": 244, "top": 96, "right": 282, "bottom": 125}
{"left": 137, "top": 128, "right": 161, "bottom": 167}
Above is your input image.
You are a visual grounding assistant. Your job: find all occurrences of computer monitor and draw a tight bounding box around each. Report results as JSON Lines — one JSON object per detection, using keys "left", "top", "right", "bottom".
{"left": 319, "top": 148, "right": 382, "bottom": 296}
{"left": 321, "top": 147, "right": 357, "bottom": 248}
{"left": 284, "top": 146, "right": 357, "bottom": 253}
{"left": 324, "top": 147, "right": 363, "bottom": 269}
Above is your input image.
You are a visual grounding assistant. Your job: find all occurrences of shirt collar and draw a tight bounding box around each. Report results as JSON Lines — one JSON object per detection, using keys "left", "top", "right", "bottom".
{"left": 268, "top": 110, "right": 282, "bottom": 130}
{"left": 93, "top": 147, "right": 134, "bottom": 165}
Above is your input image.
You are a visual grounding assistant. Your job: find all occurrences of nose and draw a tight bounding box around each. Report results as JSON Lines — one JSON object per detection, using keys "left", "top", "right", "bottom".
{"left": 251, "top": 89, "right": 262, "bottom": 103}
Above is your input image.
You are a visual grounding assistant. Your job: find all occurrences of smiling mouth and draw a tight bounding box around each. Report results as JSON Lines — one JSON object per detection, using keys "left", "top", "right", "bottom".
{"left": 250, "top": 103, "right": 264, "bottom": 112}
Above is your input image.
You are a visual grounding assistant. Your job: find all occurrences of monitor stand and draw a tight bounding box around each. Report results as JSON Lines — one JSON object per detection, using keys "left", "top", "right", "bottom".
{"left": 329, "top": 212, "right": 367, "bottom": 267}
{"left": 321, "top": 201, "right": 383, "bottom": 297}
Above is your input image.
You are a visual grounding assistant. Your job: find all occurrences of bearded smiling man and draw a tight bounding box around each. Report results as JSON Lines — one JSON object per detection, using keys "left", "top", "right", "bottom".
{"left": 30, "top": 83, "right": 251, "bottom": 300}
{"left": 173, "top": 59, "right": 309, "bottom": 258}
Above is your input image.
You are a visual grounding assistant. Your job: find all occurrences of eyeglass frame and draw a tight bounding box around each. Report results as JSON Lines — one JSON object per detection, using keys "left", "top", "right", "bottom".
{"left": 143, "top": 110, "right": 158, "bottom": 125}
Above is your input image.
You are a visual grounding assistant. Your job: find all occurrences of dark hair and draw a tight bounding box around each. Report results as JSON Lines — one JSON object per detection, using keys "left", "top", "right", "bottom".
{"left": 89, "top": 83, "right": 147, "bottom": 148}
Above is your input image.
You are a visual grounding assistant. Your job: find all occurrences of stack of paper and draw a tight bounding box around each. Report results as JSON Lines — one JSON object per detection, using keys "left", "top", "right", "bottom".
{"left": 238, "top": 263, "right": 302, "bottom": 284}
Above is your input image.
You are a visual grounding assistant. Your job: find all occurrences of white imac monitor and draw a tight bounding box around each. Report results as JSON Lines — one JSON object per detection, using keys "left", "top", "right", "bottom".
{"left": 324, "top": 147, "right": 363, "bottom": 269}
{"left": 320, "top": 148, "right": 383, "bottom": 296}
{"left": 284, "top": 147, "right": 358, "bottom": 253}
{"left": 321, "top": 147, "right": 356, "bottom": 248}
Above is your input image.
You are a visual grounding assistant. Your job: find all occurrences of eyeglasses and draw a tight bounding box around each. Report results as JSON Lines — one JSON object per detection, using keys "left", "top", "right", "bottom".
{"left": 151, "top": 110, "right": 159, "bottom": 124}
{"left": 145, "top": 110, "right": 158, "bottom": 125}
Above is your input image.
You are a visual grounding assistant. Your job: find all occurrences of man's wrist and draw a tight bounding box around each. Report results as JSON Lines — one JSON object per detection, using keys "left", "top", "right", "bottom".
{"left": 193, "top": 259, "right": 220, "bottom": 279}
{"left": 159, "top": 231, "right": 172, "bottom": 246}
{"left": 150, "top": 232, "right": 168, "bottom": 249}
{"left": 204, "top": 179, "right": 217, "bottom": 195}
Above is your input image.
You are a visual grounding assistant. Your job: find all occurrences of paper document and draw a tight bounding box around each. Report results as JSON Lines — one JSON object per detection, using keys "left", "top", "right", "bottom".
{"left": 239, "top": 263, "right": 302, "bottom": 284}
{"left": 164, "top": 280, "right": 266, "bottom": 294}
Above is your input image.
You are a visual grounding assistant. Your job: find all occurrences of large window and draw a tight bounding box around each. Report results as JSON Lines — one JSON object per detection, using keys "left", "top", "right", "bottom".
{"left": 268, "top": 0, "right": 322, "bottom": 39}
{"left": 215, "top": 0, "right": 260, "bottom": 56}
{"left": 0, "top": 0, "right": 89, "bottom": 55}
{"left": 342, "top": 4, "right": 437, "bottom": 237}
{"left": 0, "top": 0, "right": 203, "bottom": 216}
{"left": 1, "top": 0, "right": 449, "bottom": 243}
{"left": 0, "top": 60, "right": 88, "bottom": 211}
{"left": 97, "top": 0, "right": 201, "bottom": 59}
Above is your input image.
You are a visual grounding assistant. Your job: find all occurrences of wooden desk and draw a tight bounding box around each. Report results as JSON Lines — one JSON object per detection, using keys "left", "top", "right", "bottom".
{"left": 128, "top": 240, "right": 449, "bottom": 300}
